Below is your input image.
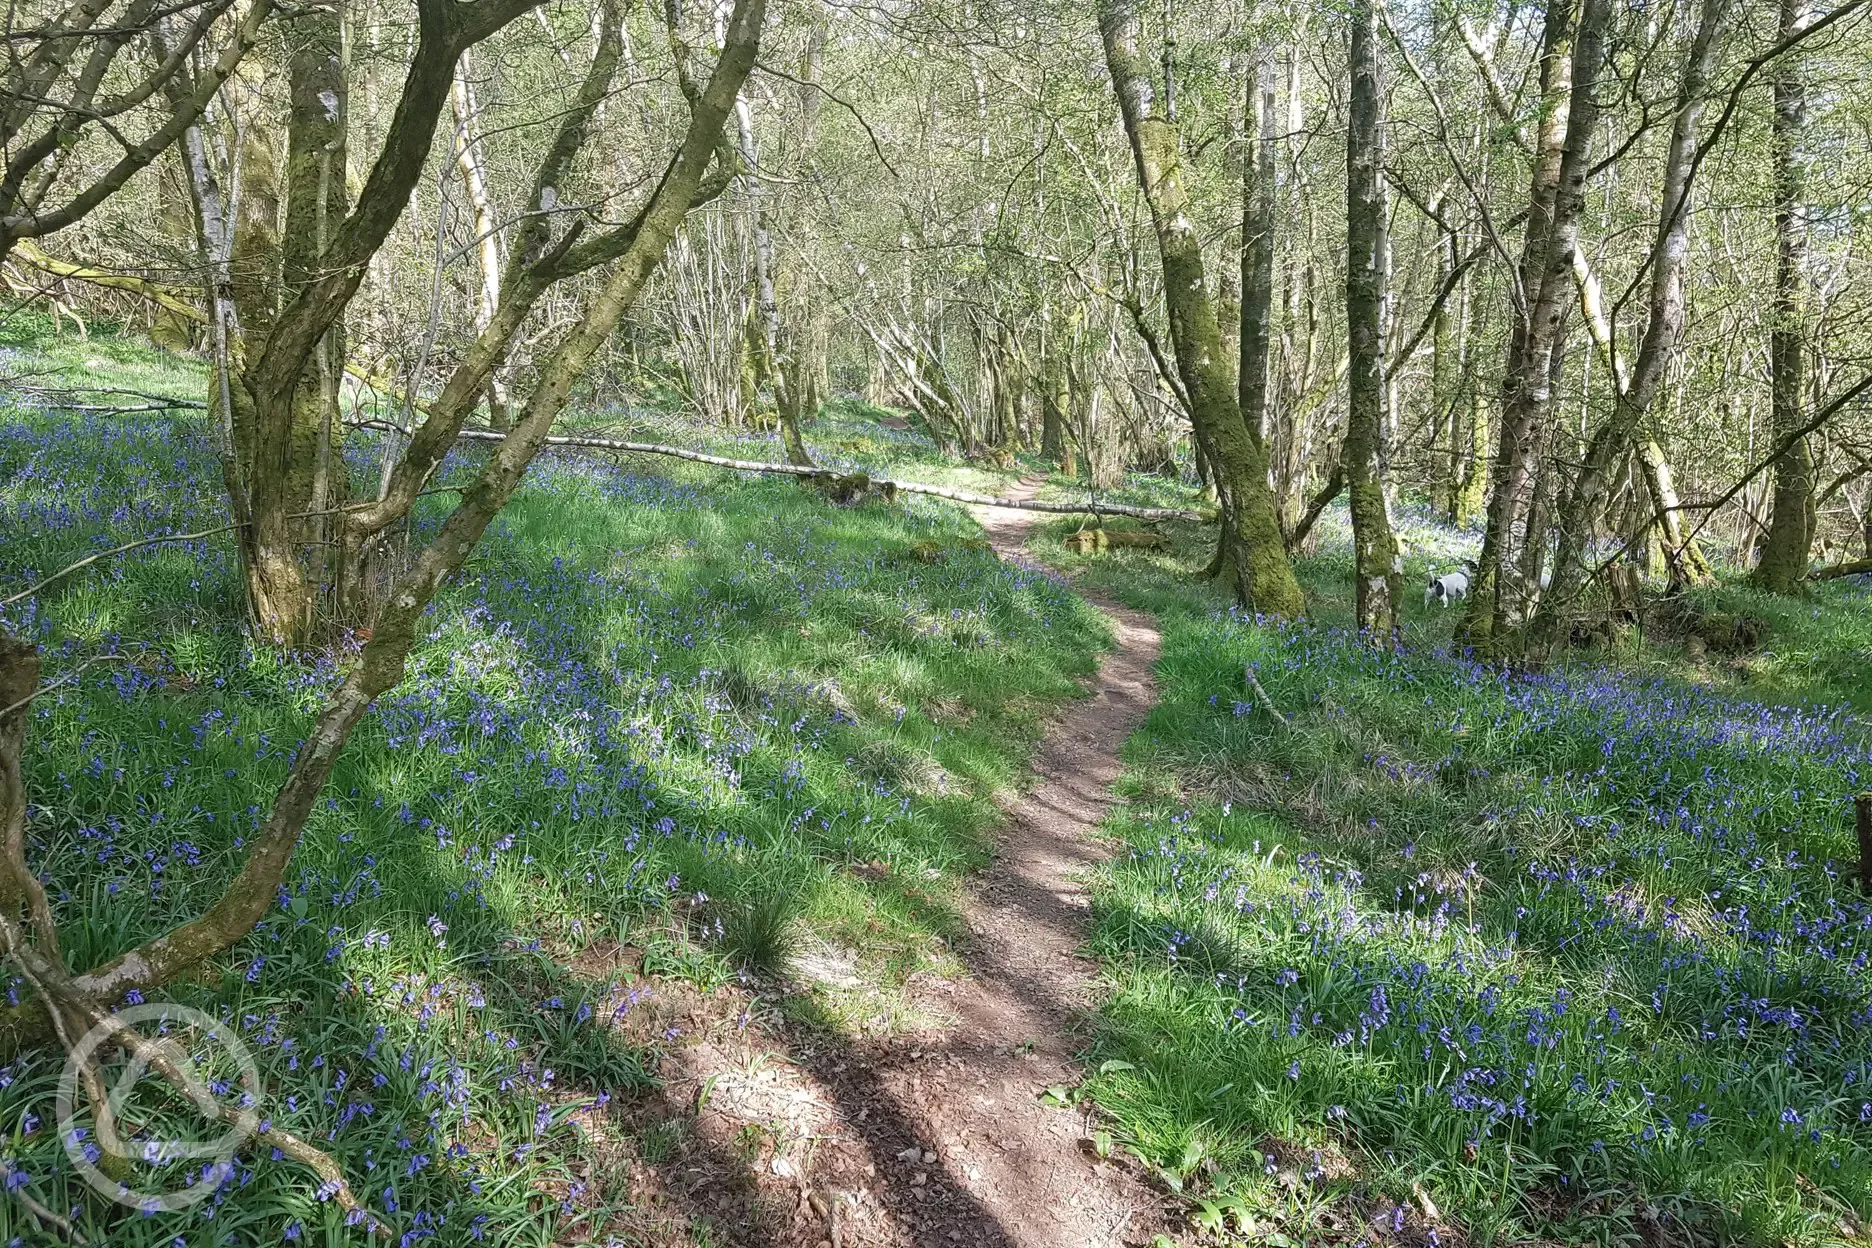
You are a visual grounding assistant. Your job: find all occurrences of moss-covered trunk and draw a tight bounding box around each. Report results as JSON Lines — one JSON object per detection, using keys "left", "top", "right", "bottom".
{"left": 212, "top": 11, "right": 351, "bottom": 645}
{"left": 1098, "top": 0, "right": 1302, "bottom": 616}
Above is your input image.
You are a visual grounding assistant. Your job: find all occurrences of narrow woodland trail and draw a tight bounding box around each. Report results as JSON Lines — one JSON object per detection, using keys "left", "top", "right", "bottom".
{"left": 620, "top": 477, "right": 1174, "bottom": 1247}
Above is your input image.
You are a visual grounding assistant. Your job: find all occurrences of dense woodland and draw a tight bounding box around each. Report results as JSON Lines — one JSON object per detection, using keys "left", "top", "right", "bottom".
{"left": 3, "top": 0, "right": 1872, "bottom": 1242}
{"left": 11, "top": 0, "right": 1872, "bottom": 633}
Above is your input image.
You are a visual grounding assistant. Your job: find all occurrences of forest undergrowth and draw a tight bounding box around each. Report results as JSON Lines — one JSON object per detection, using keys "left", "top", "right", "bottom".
{"left": 1047, "top": 518, "right": 1872, "bottom": 1246}
{"left": 7, "top": 323, "right": 1872, "bottom": 1247}
{"left": 0, "top": 328, "right": 1108, "bottom": 1245}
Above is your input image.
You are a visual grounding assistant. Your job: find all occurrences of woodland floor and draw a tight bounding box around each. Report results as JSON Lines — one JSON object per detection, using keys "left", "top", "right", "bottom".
{"left": 610, "top": 478, "right": 1177, "bottom": 1248}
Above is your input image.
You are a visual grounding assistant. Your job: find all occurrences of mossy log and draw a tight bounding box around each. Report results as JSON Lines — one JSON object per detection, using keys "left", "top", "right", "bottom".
{"left": 1062, "top": 528, "right": 1169, "bottom": 554}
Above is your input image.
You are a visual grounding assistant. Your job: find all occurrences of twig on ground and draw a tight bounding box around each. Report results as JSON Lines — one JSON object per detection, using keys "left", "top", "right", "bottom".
{"left": 1811, "top": 557, "right": 1872, "bottom": 582}
{"left": 1, "top": 1171, "right": 84, "bottom": 1242}
{"left": 1243, "top": 664, "right": 1291, "bottom": 729}
{"left": 5, "top": 383, "right": 206, "bottom": 411}
{"left": 2, "top": 527, "right": 241, "bottom": 607}
{"left": 0, "top": 655, "right": 129, "bottom": 718}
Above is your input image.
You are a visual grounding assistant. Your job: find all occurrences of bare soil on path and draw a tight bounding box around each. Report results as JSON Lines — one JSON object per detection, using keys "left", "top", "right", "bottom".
{"left": 613, "top": 478, "right": 1173, "bottom": 1247}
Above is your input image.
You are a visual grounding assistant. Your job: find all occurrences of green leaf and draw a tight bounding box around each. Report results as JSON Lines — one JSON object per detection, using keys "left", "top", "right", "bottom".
{"left": 1097, "top": 1058, "right": 1138, "bottom": 1075}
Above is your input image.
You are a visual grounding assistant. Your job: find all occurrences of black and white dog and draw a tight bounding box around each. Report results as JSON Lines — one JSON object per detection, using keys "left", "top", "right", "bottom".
{"left": 1425, "top": 561, "right": 1477, "bottom": 608}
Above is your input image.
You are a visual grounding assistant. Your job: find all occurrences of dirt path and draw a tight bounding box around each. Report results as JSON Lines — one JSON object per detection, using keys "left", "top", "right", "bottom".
{"left": 615, "top": 478, "right": 1171, "bottom": 1247}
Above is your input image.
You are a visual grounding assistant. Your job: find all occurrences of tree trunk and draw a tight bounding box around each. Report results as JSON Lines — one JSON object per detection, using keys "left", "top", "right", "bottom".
{"left": 735, "top": 94, "right": 811, "bottom": 466}
{"left": 1239, "top": 46, "right": 1277, "bottom": 448}
{"left": 991, "top": 328, "right": 1023, "bottom": 452}
{"left": 1459, "top": 0, "right": 1602, "bottom": 654}
{"left": 451, "top": 51, "right": 511, "bottom": 432}
{"left": 1533, "top": 0, "right": 1726, "bottom": 644}
{"left": 235, "top": 12, "right": 351, "bottom": 646}
{"left": 1450, "top": 270, "right": 1489, "bottom": 526}
{"left": 1431, "top": 224, "right": 1457, "bottom": 513}
{"left": 1638, "top": 438, "right": 1713, "bottom": 588}
{"left": 1098, "top": 0, "right": 1303, "bottom": 616}
{"left": 787, "top": 16, "right": 831, "bottom": 423}
{"left": 1345, "top": 0, "right": 1400, "bottom": 638}
{"left": 222, "top": 70, "right": 296, "bottom": 639}
{"left": 1751, "top": 0, "right": 1813, "bottom": 593}
{"left": 1041, "top": 348, "right": 1067, "bottom": 462}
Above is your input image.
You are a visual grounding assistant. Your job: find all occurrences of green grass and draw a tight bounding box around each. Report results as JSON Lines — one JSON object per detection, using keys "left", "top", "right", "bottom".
{"left": 10, "top": 322, "right": 1872, "bottom": 1246}
{"left": 0, "top": 332, "right": 1108, "bottom": 1244}
{"left": 1033, "top": 505, "right": 1872, "bottom": 1246}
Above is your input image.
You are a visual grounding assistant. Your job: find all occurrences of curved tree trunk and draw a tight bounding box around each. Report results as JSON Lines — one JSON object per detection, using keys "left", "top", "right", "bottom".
{"left": 1533, "top": 0, "right": 1726, "bottom": 646}
{"left": 1098, "top": 0, "right": 1303, "bottom": 616}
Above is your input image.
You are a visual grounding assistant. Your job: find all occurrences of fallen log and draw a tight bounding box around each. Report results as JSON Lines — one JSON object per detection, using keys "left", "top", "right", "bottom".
{"left": 351, "top": 420, "right": 1218, "bottom": 523}
{"left": 9, "top": 240, "right": 207, "bottom": 329}
{"left": 1062, "top": 528, "right": 1170, "bottom": 553}
{"left": 3, "top": 245, "right": 421, "bottom": 409}
{"left": 1812, "top": 557, "right": 1872, "bottom": 581}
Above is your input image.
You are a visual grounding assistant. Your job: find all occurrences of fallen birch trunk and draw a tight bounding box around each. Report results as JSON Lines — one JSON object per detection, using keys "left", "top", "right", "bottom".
{"left": 352, "top": 420, "right": 1218, "bottom": 523}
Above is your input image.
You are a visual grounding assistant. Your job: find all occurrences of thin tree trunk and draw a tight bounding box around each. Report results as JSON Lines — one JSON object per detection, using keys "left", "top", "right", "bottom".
{"left": 1459, "top": 0, "right": 1602, "bottom": 653}
{"left": 1346, "top": 0, "right": 1400, "bottom": 637}
{"left": 790, "top": 14, "right": 831, "bottom": 421}
{"left": 1239, "top": 45, "right": 1276, "bottom": 447}
{"left": 1431, "top": 219, "right": 1457, "bottom": 512}
{"left": 451, "top": 51, "right": 511, "bottom": 431}
{"left": 735, "top": 95, "right": 810, "bottom": 466}
{"left": 1638, "top": 437, "right": 1713, "bottom": 587}
{"left": 1450, "top": 262, "right": 1489, "bottom": 525}
{"left": 1752, "top": 0, "right": 1813, "bottom": 592}
{"left": 1041, "top": 341, "right": 1068, "bottom": 462}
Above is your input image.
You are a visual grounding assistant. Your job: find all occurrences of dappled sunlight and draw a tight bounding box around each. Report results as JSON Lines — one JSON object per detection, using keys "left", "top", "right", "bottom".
{"left": 0, "top": 401, "right": 1106, "bottom": 1244}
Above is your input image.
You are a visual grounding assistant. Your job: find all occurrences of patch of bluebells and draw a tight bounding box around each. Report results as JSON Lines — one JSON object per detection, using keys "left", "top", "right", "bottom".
{"left": 1105, "top": 607, "right": 1872, "bottom": 1235}
{"left": 0, "top": 406, "right": 1101, "bottom": 1244}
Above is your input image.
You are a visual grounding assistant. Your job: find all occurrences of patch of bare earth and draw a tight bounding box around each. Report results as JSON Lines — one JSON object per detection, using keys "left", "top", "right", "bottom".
{"left": 594, "top": 479, "right": 1176, "bottom": 1247}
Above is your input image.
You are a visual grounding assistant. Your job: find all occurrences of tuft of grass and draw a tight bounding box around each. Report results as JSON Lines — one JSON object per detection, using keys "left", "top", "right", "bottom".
{"left": 717, "top": 891, "right": 801, "bottom": 977}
